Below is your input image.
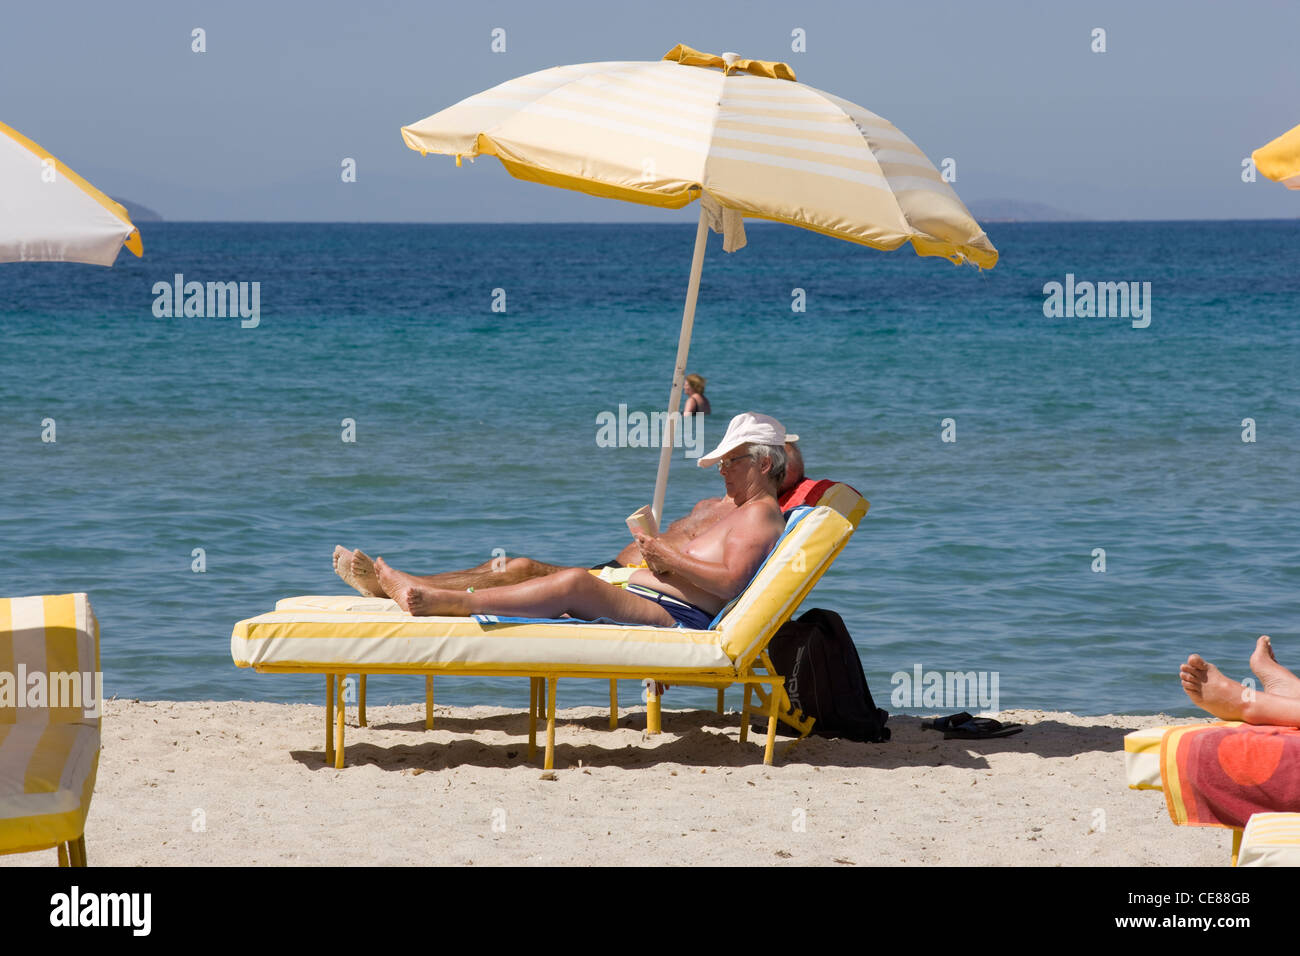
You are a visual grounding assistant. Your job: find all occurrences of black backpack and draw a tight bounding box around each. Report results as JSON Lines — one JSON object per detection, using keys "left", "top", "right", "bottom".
{"left": 765, "top": 608, "right": 890, "bottom": 743}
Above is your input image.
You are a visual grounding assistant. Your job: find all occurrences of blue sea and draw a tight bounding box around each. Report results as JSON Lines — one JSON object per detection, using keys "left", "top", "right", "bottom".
{"left": 2, "top": 220, "right": 1298, "bottom": 717}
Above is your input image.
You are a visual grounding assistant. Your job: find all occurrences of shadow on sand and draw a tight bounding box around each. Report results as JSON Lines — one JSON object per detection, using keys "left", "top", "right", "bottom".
{"left": 288, "top": 707, "right": 1148, "bottom": 772}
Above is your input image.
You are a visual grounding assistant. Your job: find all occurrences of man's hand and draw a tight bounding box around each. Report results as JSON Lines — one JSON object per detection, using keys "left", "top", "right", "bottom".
{"left": 632, "top": 530, "right": 674, "bottom": 575}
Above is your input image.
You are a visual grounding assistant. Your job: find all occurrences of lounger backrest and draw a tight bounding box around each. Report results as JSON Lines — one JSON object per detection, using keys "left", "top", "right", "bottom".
{"left": 0, "top": 593, "right": 100, "bottom": 729}
{"left": 715, "top": 483, "right": 868, "bottom": 670}
{"left": 705, "top": 505, "right": 816, "bottom": 630}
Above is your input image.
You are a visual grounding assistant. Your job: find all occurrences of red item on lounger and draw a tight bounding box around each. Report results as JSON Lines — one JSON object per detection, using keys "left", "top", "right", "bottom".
{"left": 779, "top": 478, "right": 840, "bottom": 511}
{"left": 1162, "top": 723, "right": 1300, "bottom": 829}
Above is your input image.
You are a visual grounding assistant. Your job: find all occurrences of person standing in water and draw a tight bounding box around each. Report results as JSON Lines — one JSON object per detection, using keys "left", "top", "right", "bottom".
{"left": 683, "top": 373, "right": 711, "bottom": 416}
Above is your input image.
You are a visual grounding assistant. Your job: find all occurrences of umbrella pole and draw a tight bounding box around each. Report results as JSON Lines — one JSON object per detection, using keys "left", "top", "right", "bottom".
{"left": 650, "top": 207, "right": 710, "bottom": 528}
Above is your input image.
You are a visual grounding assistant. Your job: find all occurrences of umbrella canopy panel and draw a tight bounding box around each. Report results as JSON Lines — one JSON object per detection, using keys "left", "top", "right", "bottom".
{"left": 0, "top": 121, "right": 142, "bottom": 266}
{"left": 1253, "top": 123, "right": 1300, "bottom": 190}
{"left": 402, "top": 50, "right": 996, "bottom": 268}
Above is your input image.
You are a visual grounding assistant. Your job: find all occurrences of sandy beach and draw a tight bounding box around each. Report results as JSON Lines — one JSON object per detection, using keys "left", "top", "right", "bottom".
{"left": 2, "top": 700, "right": 1228, "bottom": 867}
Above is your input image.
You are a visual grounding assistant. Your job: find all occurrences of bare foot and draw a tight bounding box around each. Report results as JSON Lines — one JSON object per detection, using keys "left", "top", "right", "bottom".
{"left": 333, "top": 545, "right": 385, "bottom": 597}
{"left": 1180, "top": 654, "right": 1251, "bottom": 721}
{"left": 374, "top": 556, "right": 471, "bottom": 616}
{"left": 1249, "top": 636, "right": 1300, "bottom": 699}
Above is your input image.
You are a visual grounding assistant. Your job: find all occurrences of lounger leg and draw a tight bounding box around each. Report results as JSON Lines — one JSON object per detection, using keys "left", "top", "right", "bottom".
{"left": 1231, "top": 828, "right": 1243, "bottom": 867}
{"left": 545, "top": 677, "right": 557, "bottom": 771}
{"left": 334, "top": 673, "right": 346, "bottom": 769}
{"left": 358, "top": 675, "right": 367, "bottom": 727}
{"left": 425, "top": 676, "right": 434, "bottom": 730}
{"left": 609, "top": 679, "right": 618, "bottom": 729}
{"left": 57, "top": 843, "right": 69, "bottom": 867}
{"left": 740, "top": 684, "right": 751, "bottom": 744}
{"left": 646, "top": 680, "right": 662, "bottom": 735}
{"left": 764, "top": 683, "right": 779, "bottom": 766}
{"left": 528, "top": 678, "right": 538, "bottom": 761}
{"left": 325, "top": 675, "right": 335, "bottom": 766}
{"left": 67, "top": 835, "right": 86, "bottom": 867}
{"left": 717, "top": 689, "right": 725, "bottom": 714}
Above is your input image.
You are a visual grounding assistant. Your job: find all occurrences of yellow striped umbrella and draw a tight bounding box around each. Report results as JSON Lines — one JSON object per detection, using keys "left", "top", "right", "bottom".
{"left": 0, "top": 121, "right": 142, "bottom": 266}
{"left": 1253, "top": 123, "right": 1300, "bottom": 190}
{"left": 402, "top": 44, "right": 996, "bottom": 521}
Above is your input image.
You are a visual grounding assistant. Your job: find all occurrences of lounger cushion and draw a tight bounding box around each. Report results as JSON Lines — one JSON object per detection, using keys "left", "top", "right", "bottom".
{"left": 1124, "top": 726, "right": 1177, "bottom": 790}
{"left": 0, "top": 592, "right": 101, "bottom": 728}
{"left": 0, "top": 722, "right": 100, "bottom": 854}
{"left": 1124, "top": 723, "right": 1241, "bottom": 791}
{"left": 232, "top": 611, "right": 735, "bottom": 675}
{"left": 716, "top": 483, "right": 867, "bottom": 668}
{"left": 0, "top": 593, "right": 102, "bottom": 855}
{"left": 275, "top": 596, "right": 403, "bottom": 614}
{"left": 1237, "top": 812, "right": 1300, "bottom": 867}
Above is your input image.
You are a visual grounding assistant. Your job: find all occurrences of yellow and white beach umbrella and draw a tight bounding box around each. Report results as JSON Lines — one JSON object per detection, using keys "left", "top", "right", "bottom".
{"left": 0, "top": 121, "right": 143, "bottom": 266}
{"left": 1253, "top": 123, "right": 1300, "bottom": 190}
{"left": 403, "top": 44, "right": 997, "bottom": 521}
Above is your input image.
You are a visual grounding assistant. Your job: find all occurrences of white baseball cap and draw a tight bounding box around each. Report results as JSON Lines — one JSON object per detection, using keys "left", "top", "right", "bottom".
{"left": 697, "top": 412, "right": 799, "bottom": 467}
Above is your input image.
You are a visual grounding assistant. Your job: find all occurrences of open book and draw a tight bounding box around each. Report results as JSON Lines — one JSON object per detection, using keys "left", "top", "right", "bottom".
{"left": 625, "top": 505, "right": 659, "bottom": 537}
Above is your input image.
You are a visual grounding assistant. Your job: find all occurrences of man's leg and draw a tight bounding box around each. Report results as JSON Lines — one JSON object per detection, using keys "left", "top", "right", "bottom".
{"left": 408, "top": 556, "right": 569, "bottom": 591}
{"left": 1181, "top": 652, "right": 1300, "bottom": 726}
{"left": 334, "top": 546, "right": 566, "bottom": 597}
{"left": 374, "top": 560, "right": 676, "bottom": 626}
{"left": 1249, "top": 636, "right": 1300, "bottom": 698}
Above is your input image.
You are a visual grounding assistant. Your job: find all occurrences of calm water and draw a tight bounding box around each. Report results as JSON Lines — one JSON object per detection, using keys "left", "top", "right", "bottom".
{"left": 1, "top": 220, "right": 1298, "bottom": 716}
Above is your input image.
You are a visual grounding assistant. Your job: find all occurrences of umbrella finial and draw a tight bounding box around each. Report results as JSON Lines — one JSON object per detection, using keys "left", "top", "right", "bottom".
{"left": 661, "top": 44, "right": 797, "bottom": 81}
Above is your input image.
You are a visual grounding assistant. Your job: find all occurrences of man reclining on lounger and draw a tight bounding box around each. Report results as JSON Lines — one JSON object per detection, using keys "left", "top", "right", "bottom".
{"left": 370, "top": 412, "right": 792, "bottom": 625}
{"left": 1181, "top": 636, "right": 1300, "bottom": 727}
{"left": 333, "top": 433, "right": 805, "bottom": 598}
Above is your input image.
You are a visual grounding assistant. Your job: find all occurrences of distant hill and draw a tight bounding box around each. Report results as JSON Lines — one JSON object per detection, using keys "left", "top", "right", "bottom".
{"left": 966, "top": 199, "right": 1085, "bottom": 222}
{"left": 113, "top": 198, "right": 163, "bottom": 222}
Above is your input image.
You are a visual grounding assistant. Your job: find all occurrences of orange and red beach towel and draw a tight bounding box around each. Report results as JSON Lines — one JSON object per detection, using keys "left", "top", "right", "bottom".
{"left": 1162, "top": 723, "right": 1300, "bottom": 829}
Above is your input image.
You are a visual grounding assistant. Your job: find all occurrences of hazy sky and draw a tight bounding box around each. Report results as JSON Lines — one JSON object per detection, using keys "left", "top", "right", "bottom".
{"left": 4, "top": 0, "right": 1298, "bottom": 221}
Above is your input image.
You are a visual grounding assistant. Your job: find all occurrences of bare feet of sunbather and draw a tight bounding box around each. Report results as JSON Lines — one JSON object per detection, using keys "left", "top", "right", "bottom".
{"left": 1180, "top": 654, "right": 1251, "bottom": 721}
{"left": 333, "top": 545, "right": 385, "bottom": 598}
{"left": 374, "top": 556, "right": 471, "bottom": 616}
{"left": 1249, "top": 636, "right": 1300, "bottom": 698}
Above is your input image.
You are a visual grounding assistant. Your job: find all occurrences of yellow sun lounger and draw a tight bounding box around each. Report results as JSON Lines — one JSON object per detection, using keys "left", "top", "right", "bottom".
{"left": 0, "top": 593, "right": 101, "bottom": 866}
{"left": 232, "top": 484, "right": 868, "bottom": 770}
{"left": 1236, "top": 812, "right": 1300, "bottom": 867}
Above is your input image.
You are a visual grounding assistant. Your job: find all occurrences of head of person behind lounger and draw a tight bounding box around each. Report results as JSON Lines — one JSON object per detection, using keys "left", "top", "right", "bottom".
{"left": 781, "top": 438, "right": 804, "bottom": 496}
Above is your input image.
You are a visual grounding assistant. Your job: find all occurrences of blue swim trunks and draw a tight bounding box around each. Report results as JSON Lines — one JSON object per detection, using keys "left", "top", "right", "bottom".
{"left": 625, "top": 583, "right": 715, "bottom": 630}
